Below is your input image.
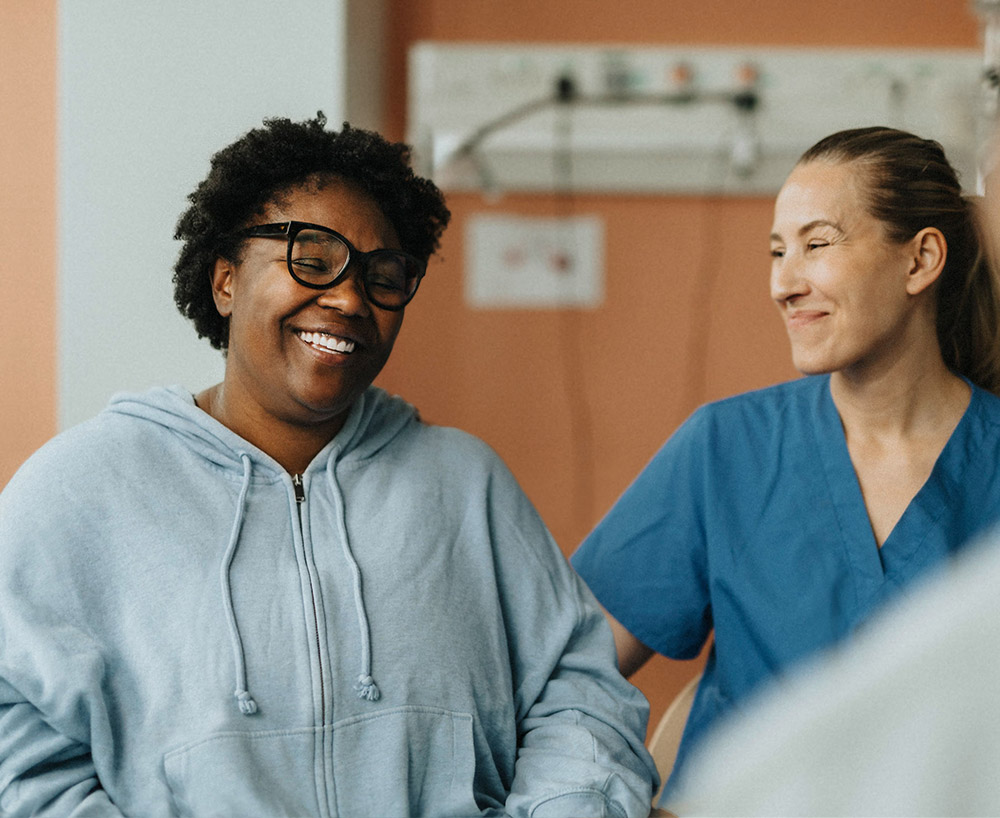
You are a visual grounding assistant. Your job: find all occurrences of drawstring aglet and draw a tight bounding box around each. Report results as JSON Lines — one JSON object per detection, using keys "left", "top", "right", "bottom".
{"left": 234, "top": 688, "right": 258, "bottom": 715}
{"left": 355, "top": 675, "right": 381, "bottom": 702}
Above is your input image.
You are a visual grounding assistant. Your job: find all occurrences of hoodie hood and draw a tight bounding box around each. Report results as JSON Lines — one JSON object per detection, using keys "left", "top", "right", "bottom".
{"left": 104, "top": 384, "right": 417, "bottom": 714}
{"left": 106, "top": 384, "right": 419, "bottom": 477}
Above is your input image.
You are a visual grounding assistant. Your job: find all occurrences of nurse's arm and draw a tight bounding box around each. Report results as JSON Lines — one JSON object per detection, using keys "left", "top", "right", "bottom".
{"left": 602, "top": 606, "right": 654, "bottom": 677}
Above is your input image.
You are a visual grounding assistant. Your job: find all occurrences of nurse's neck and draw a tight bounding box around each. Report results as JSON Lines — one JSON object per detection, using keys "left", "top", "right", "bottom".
{"left": 830, "top": 355, "right": 969, "bottom": 443}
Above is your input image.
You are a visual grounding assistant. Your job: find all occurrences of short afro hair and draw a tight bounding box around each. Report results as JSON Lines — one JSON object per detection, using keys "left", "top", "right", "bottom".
{"left": 173, "top": 113, "right": 451, "bottom": 350}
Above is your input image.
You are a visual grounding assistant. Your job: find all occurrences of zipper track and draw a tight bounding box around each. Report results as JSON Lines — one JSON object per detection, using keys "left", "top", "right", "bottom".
{"left": 293, "top": 474, "right": 326, "bottom": 720}
{"left": 293, "top": 473, "right": 332, "bottom": 816}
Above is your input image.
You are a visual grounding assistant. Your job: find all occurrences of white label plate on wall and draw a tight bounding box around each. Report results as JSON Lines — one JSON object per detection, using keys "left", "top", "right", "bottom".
{"left": 466, "top": 214, "right": 604, "bottom": 308}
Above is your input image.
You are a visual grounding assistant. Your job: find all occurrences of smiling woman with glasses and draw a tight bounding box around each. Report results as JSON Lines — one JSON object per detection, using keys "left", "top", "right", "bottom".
{"left": 0, "top": 114, "right": 658, "bottom": 818}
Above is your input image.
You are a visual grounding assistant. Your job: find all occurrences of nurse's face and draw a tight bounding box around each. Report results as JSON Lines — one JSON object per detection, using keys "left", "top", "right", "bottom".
{"left": 769, "top": 160, "right": 921, "bottom": 377}
{"left": 211, "top": 178, "right": 405, "bottom": 433}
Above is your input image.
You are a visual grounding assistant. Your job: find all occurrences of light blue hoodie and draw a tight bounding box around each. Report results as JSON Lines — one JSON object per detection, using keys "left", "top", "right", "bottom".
{"left": 0, "top": 385, "right": 657, "bottom": 817}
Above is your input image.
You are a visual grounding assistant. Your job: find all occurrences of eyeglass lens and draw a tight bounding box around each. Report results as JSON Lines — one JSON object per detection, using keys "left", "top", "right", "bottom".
{"left": 290, "top": 228, "right": 417, "bottom": 309}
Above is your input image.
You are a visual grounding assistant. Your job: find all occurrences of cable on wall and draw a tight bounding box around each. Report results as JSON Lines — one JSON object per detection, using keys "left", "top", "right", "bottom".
{"left": 550, "top": 75, "right": 599, "bottom": 531}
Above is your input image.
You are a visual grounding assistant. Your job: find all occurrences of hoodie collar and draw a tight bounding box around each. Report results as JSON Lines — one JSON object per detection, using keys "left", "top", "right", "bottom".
{"left": 106, "top": 384, "right": 417, "bottom": 477}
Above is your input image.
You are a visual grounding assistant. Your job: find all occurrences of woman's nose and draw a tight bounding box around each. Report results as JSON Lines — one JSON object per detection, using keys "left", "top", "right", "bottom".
{"left": 316, "top": 266, "right": 372, "bottom": 316}
{"left": 770, "top": 254, "right": 808, "bottom": 303}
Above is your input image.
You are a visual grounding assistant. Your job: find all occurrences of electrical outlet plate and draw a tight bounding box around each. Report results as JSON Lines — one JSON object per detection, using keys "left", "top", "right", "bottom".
{"left": 466, "top": 214, "right": 603, "bottom": 308}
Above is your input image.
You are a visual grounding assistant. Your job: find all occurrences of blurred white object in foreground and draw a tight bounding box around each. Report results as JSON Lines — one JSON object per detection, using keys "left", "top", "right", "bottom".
{"left": 675, "top": 530, "right": 1000, "bottom": 817}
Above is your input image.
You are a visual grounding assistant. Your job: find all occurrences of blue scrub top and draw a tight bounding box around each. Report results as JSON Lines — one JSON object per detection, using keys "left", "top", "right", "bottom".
{"left": 572, "top": 374, "right": 1000, "bottom": 796}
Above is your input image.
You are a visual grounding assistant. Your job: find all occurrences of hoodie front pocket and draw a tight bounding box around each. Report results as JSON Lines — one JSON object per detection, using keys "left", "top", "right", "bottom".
{"left": 162, "top": 707, "right": 480, "bottom": 817}
{"left": 330, "top": 705, "right": 479, "bottom": 817}
{"left": 164, "top": 728, "right": 321, "bottom": 817}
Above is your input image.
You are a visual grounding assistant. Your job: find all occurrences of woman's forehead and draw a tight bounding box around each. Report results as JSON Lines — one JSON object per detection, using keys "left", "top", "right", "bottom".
{"left": 773, "top": 160, "right": 871, "bottom": 232}
{"left": 261, "top": 181, "right": 399, "bottom": 248}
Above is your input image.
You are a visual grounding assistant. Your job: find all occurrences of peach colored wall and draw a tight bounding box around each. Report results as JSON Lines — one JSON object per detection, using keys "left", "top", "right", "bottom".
{"left": 0, "top": 0, "right": 57, "bottom": 489}
{"left": 379, "top": 0, "right": 983, "bottom": 734}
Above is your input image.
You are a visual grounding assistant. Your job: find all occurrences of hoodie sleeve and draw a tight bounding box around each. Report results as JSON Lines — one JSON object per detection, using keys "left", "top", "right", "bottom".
{"left": 0, "top": 596, "right": 126, "bottom": 818}
{"left": 0, "top": 690, "right": 125, "bottom": 817}
{"left": 0, "top": 456, "right": 127, "bottom": 817}
{"left": 485, "top": 463, "right": 659, "bottom": 818}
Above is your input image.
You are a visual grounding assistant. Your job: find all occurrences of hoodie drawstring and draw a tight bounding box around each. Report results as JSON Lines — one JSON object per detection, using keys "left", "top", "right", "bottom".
{"left": 221, "top": 453, "right": 258, "bottom": 716}
{"left": 326, "top": 466, "right": 380, "bottom": 702}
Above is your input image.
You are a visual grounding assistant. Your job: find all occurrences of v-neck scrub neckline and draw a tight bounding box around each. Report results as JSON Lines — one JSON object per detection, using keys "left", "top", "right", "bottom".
{"left": 813, "top": 376, "right": 978, "bottom": 612}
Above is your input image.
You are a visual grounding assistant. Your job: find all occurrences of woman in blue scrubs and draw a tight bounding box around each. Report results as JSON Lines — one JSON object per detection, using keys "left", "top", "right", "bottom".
{"left": 571, "top": 126, "right": 1000, "bottom": 802}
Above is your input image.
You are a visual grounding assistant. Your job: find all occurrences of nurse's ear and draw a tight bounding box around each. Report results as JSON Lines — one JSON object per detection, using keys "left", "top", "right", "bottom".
{"left": 905, "top": 227, "right": 947, "bottom": 296}
{"left": 211, "top": 256, "right": 236, "bottom": 318}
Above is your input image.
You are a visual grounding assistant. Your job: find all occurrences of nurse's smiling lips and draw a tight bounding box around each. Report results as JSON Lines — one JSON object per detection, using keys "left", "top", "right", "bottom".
{"left": 784, "top": 309, "right": 829, "bottom": 330}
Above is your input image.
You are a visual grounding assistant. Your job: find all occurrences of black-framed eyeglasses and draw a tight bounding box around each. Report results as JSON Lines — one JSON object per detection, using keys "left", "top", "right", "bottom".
{"left": 238, "top": 220, "right": 426, "bottom": 311}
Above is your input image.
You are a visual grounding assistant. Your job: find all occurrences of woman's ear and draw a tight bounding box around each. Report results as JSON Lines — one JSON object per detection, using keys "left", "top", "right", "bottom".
{"left": 906, "top": 227, "right": 947, "bottom": 296}
{"left": 211, "top": 257, "right": 236, "bottom": 317}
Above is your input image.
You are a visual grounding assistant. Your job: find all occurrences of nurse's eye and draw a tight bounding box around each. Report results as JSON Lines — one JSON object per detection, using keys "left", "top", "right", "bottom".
{"left": 807, "top": 240, "right": 829, "bottom": 251}
{"left": 770, "top": 247, "right": 785, "bottom": 258}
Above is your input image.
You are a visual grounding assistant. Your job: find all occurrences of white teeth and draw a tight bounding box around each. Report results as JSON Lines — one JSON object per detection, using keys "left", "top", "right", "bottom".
{"left": 298, "top": 331, "right": 356, "bottom": 354}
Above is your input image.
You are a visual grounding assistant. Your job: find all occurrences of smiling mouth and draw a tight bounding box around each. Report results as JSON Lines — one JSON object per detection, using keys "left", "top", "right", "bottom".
{"left": 297, "top": 330, "right": 357, "bottom": 354}
{"left": 786, "top": 310, "right": 827, "bottom": 328}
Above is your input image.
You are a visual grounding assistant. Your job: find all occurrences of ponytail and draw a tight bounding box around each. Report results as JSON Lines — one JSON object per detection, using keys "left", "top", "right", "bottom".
{"left": 936, "top": 197, "right": 1000, "bottom": 393}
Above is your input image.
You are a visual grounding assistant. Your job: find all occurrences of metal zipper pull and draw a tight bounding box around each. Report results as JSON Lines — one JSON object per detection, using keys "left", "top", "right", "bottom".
{"left": 292, "top": 473, "right": 305, "bottom": 504}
